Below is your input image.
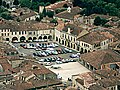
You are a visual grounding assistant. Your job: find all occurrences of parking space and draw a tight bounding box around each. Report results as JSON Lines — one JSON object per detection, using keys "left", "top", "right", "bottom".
{"left": 13, "top": 42, "right": 80, "bottom": 66}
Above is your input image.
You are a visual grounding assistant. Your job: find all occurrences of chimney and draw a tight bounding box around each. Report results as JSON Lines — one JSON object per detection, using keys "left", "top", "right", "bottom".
{"left": 67, "top": 7, "right": 71, "bottom": 13}
{"left": 68, "top": 27, "right": 71, "bottom": 34}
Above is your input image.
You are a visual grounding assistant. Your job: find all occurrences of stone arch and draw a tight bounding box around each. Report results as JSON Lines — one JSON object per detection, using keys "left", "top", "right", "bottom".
{"left": 38, "top": 36, "right": 42, "bottom": 39}
{"left": 68, "top": 42, "right": 70, "bottom": 47}
{"left": 74, "top": 44, "right": 76, "bottom": 49}
{"left": 28, "top": 37, "right": 32, "bottom": 40}
{"left": 71, "top": 43, "right": 72, "bottom": 48}
{"left": 56, "top": 37, "right": 58, "bottom": 41}
{"left": 48, "top": 35, "right": 52, "bottom": 40}
{"left": 43, "top": 36, "right": 47, "bottom": 39}
{"left": 20, "top": 36, "right": 26, "bottom": 42}
{"left": 65, "top": 41, "right": 67, "bottom": 46}
{"left": 80, "top": 48, "right": 83, "bottom": 54}
{"left": 62, "top": 40, "right": 64, "bottom": 45}
{"left": 77, "top": 46, "right": 80, "bottom": 51}
{"left": 59, "top": 38, "right": 61, "bottom": 44}
{"left": 33, "top": 37, "right": 37, "bottom": 41}
{"left": 12, "top": 37, "right": 18, "bottom": 42}
{"left": 6, "top": 38, "right": 10, "bottom": 41}
{"left": 85, "top": 49, "right": 87, "bottom": 53}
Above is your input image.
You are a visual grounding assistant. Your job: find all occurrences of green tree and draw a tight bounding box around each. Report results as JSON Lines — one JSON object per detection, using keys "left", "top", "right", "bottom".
{"left": 20, "top": 0, "right": 32, "bottom": 8}
{"left": 46, "top": 11, "right": 54, "bottom": 18}
{"left": 42, "top": 7, "right": 46, "bottom": 17}
{"left": 0, "top": 0, "right": 2, "bottom": 6}
{"left": 94, "top": 16, "right": 101, "bottom": 26}
{"left": 1, "top": 12, "right": 13, "bottom": 20}
{"left": 6, "top": 4, "right": 9, "bottom": 8}
{"left": 94, "top": 16, "right": 108, "bottom": 26}
{"left": 2, "top": 1, "right": 6, "bottom": 7}
{"left": 13, "top": 0, "right": 19, "bottom": 5}
{"left": 50, "top": 19, "right": 58, "bottom": 26}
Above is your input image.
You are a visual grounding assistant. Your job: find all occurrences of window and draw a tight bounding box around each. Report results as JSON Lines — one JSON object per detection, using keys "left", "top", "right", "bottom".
{"left": 71, "top": 37, "right": 72, "bottom": 41}
{"left": 82, "top": 43, "right": 83, "bottom": 46}
{"left": 1, "top": 33, "right": 3, "bottom": 36}
{"left": 15, "top": 32, "right": 17, "bottom": 35}
{"left": 8, "top": 33, "right": 9, "bottom": 36}
{"left": 29, "top": 32, "right": 32, "bottom": 35}
{"left": 34, "top": 32, "right": 35, "bottom": 35}
{"left": 19, "top": 32, "right": 21, "bottom": 35}
{"left": 25, "top": 31, "right": 26, "bottom": 34}
{"left": 74, "top": 38, "right": 76, "bottom": 42}
{"left": 68, "top": 36, "right": 69, "bottom": 39}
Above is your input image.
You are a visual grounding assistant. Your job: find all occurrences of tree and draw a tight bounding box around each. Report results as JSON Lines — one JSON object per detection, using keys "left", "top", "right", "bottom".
{"left": 0, "top": 0, "right": 2, "bottom": 6}
{"left": 46, "top": 11, "right": 54, "bottom": 18}
{"left": 20, "top": 0, "right": 32, "bottom": 8}
{"left": 1, "top": 12, "right": 13, "bottom": 20}
{"left": 42, "top": 7, "right": 46, "bottom": 17}
{"left": 50, "top": 19, "right": 58, "bottom": 26}
{"left": 2, "top": 1, "right": 6, "bottom": 7}
{"left": 94, "top": 16, "right": 108, "bottom": 26}
{"left": 13, "top": 0, "right": 19, "bottom": 5}
{"left": 6, "top": 4, "right": 9, "bottom": 8}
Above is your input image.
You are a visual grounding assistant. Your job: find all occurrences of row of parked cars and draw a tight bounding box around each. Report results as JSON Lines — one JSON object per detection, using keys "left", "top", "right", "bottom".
{"left": 38, "top": 56, "right": 76, "bottom": 66}
{"left": 20, "top": 43, "right": 59, "bottom": 50}
{"left": 33, "top": 47, "right": 73, "bottom": 57}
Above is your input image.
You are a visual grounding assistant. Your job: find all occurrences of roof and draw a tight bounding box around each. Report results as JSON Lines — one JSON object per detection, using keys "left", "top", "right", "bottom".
{"left": 80, "top": 49, "right": 120, "bottom": 69}
{"left": 16, "top": 60, "right": 55, "bottom": 75}
{"left": 93, "top": 69, "right": 118, "bottom": 78}
{"left": 0, "top": 56, "right": 16, "bottom": 74}
{"left": 55, "top": 20, "right": 65, "bottom": 31}
{"left": 0, "top": 20, "right": 53, "bottom": 31}
{"left": 29, "top": 78, "right": 61, "bottom": 89}
{"left": 89, "top": 84, "right": 107, "bottom": 90}
{"left": 76, "top": 78, "right": 84, "bottom": 85}
{"left": 97, "top": 78, "right": 119, "bottom": 87}
{"left": 12, "top": 7, "right": 38, "bottom": 21}
{"left": 88, "top": 14, "right": 119, "bottom": 21}
{"left": 55, "top": 7, "right": 82, "bottom": 20}
{"left": 45, "top": 1, "right": 68, "bottom": 10}
{"left": 77, "top": 31, "right": 110, "bottom": 44}
{"left": 0, "top": 42, "right": 18, "bottom": 55}
{"left": 62, "top": 23, "right": 83, "bottom": 35}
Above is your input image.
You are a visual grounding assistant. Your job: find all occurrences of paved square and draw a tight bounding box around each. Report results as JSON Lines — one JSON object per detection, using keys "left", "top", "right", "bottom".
{"left": 46, "top": 62, "right": 90, "bottom": 81}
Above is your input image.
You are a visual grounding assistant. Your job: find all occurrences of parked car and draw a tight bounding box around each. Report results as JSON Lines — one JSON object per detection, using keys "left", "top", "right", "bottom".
{"left": 64, "top": 48, "right": 72, "bottom": 53}
{"left": 56, "top": 61, "right": 62, "bottom": 64}
{"left": 39, "top": 59, "right": 45, "bottom": 62}
{"left": 54, "top": 43, "right": 58, "bottom": 47}
{"left": 51, "top": 65, "right": 61, "bottom": 69}
{"left": 51, "top": 50, "right": 58, "bottom": 55}
{"left": 70, "top": 54, "right": 79, "bottom": 58}
{"left": 20, "top": 44, "right": 25, "bottom": 47}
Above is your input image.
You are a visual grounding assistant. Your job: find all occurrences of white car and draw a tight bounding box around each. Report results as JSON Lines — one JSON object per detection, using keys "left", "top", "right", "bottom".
{"left": 54, "top": 43, "right": 58, "bottom": 47}
{"left": 56, "top": 61, "right": 62, "bottom": 64}
{"left": 39, "top": 59, "right": 45, "bottom": 62}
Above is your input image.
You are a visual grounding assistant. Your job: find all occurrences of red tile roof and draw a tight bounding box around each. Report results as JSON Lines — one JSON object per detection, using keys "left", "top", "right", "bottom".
{"left": 77, "top": 31, "right": 108, "bottom": 44}
{"left": 55, "top": 7, "right": 82, "bottom": 20}
{"left": 81, "top": 49, "right": 120, "bottom": 69}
